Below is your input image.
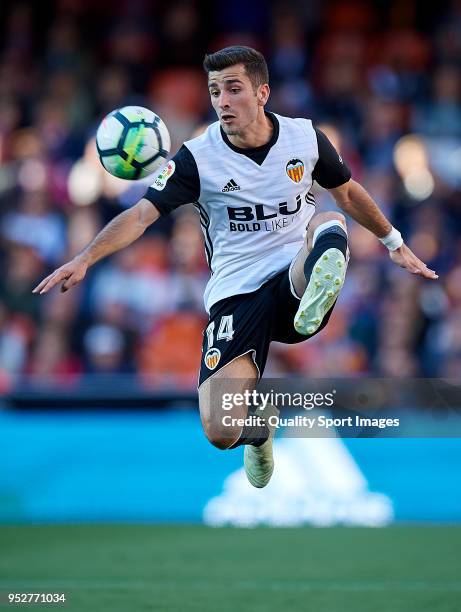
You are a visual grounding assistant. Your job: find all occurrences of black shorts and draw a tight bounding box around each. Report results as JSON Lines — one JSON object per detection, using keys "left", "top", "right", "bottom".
{"left": 198, "top": 266, "right": 336, "bottom": 387}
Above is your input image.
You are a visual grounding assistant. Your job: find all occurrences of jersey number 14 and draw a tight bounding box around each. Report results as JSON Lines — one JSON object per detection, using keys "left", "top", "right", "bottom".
{"left": 206, "top": 315, "right": 234, "bottom": 348}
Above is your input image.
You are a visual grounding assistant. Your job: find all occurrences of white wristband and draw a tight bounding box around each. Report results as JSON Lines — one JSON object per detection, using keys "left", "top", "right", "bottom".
{"left": 379, "top": 227, "right": 403, "bottom": 251}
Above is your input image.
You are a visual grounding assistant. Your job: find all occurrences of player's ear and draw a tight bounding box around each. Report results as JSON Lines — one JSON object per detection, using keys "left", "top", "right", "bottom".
{"left": 257, "top": 84, "right": 270, "bottom": 106}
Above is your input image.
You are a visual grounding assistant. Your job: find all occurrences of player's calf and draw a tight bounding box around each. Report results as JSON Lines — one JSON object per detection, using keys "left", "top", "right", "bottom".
{"left": 243, "top": 403, "right": 279, "bottom": 488}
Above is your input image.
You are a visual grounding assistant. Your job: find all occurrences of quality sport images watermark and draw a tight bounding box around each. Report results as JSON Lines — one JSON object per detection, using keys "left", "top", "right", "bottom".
{"left": 221, "top": 410, "right": 400, "bottom": 432}
{"left": 208, "top": 378, "right": 461, "bottom": 439}
{"left": 220, "top": 388, "right": 400, "bottom": 433}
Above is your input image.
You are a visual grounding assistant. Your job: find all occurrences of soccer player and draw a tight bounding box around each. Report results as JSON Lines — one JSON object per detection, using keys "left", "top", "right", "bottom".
{"left": 33, "top": 46, "right": 437, "bottom": 488}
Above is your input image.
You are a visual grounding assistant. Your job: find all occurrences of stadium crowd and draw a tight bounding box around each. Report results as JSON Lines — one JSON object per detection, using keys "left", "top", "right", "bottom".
{"left": 0, "top": 0, "right": 460, "bottom": 390}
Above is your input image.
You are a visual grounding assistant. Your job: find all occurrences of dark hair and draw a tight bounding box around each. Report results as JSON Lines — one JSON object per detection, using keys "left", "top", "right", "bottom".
{"left": 203, "top": 46, "right": 269, "bottom": 90}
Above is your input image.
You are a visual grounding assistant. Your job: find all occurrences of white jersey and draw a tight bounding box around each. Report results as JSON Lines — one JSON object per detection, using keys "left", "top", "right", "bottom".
{"left": 185, "top": 115, "right": 317, "bottom": 311}
{"left": 146, "top": 112, "right": 350, "bottom": 313}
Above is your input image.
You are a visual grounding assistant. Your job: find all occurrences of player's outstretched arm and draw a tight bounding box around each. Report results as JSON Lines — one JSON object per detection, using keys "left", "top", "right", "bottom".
{"left": 33, "top": 199, "right": 160, "bottom": 294}
{"left": 329, "top": 179, "right": 438, "bottom": 280}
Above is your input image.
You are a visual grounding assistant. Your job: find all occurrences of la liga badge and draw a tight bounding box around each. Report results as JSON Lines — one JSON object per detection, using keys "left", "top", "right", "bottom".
{"left": 152, "top": 160, "right": 175, "bottom": 191}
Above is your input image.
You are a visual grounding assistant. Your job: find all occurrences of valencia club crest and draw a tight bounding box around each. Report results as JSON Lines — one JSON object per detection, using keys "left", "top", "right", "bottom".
{"left": 286, "top": 158, "right": 305, "bottom": 183}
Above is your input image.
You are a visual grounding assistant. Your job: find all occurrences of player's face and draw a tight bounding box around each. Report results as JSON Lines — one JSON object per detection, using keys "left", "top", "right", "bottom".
{"left": 208, "top": 64, "right": 264, "bottom": 136}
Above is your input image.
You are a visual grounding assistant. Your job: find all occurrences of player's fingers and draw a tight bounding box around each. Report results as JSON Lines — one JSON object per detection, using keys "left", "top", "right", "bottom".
{"left": 390, "top": 250, "right": 438, "bottom": 279}
{"left": 391, "top": 252, "right": 415, "bottom": 272}
{"left": 38, "top": 277, "right": 64, "bottom": 294}
{"left": 402, "top": 253, "right": 438, "bottom": 278}
{"left": 420, "top": 267, "right": 439, "bottom": 279}
{"left": 60, "top": 279, "right": 76, "bottom": 292}
{"left": 60, "top": 271, "right": 84, "bottom": 293}
{"left": 407, "top": 256, "right": 423, "bottom": 274}
{"left": 395, "top": 255, "right": 423, "bottom": 275}
{"left": 37, "top": 270, "right": 71, "bottom": 294}
{"left": 402, "top": 246, "right": 432, "bottom": 271}
{"left": 408, "top": 254, "right": 438, "bottom": 277}
{"left": 32, "top": 272, "right": 57, "bottom": 293}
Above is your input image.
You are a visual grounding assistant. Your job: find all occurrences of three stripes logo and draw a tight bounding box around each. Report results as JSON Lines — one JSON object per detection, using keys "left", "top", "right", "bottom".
{"left": 222, "top": 179, "right": 241, "bottom": 192}
{"left": 286, "top": 158, "right": 305, "bottom": 183}
{"left": 193, "top": 202, "right": 213, "bottom": 271}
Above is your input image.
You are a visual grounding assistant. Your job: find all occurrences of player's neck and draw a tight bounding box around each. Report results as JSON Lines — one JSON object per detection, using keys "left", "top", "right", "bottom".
{"left": 227, "top": 112, "right": 273, "bottom": 149}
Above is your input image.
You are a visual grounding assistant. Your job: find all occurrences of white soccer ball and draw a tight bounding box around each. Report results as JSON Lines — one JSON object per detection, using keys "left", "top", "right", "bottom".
{"left": 95, "top": 106, "right": 171, "bottom": 180}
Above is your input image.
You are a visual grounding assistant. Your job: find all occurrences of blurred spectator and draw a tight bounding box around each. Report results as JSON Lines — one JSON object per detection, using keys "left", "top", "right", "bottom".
{"left": 0, "top": 244, "right": 44, "bottom": 323}
{"left": 1, "top": 190, "right": 66, "bottom": 264}
{"left": 83, "top": 323, "right": 132, "bottom": 374}
{"left": 413, "top": 64, "right": 461, "bottom": 138}
{"left": 27, "top": 323, "right": 82, "bottom": 385}
{"left": 88, "top": 238, "right": 171, "bottom": 334}
{"left": 168, "top": 207, "right": 209, "bottom": 311}
{"left": 0, "top": 301, "right": 32, "bottom": 384}
{"left": 138, "top": 312, "right": 206, "bottom": 388}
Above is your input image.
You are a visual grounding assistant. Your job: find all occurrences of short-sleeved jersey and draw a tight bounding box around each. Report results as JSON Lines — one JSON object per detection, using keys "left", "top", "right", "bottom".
{"left": 145, "top": 112, "right": 351, "bottom": 313}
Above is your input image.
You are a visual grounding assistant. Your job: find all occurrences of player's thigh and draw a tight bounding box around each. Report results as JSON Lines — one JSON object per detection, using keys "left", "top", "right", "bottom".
{"left": 290, "top": 211, "right": 347, "bottom": 297}
{"left": 198, "top": 352, "right": 258, "bottom": 448}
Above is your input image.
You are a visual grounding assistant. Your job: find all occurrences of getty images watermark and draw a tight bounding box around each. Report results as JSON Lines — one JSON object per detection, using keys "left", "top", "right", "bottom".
{"left": 220, "top": 389, "right": 400, "bottom": 432}
{"left": 210, "top": 379, "right": 461, "bottom": 437}
{"left": 221, "top": 389, "right": 336, "bottom": 411}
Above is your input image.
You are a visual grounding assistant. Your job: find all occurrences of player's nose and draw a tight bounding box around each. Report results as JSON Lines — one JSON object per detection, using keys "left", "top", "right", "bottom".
{"left": 217, "top": 91, "right": 230, "bottom": 108}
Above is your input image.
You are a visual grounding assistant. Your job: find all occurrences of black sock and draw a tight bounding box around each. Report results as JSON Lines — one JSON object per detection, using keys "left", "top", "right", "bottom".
{"left": 304, "top": 224, "right": 348, "bottom": 285}
{"left": 228, "top": 407, "right": 269, "bottom": 448}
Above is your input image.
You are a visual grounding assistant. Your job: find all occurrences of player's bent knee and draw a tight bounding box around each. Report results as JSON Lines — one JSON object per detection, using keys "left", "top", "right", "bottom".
{"left": 200, "top": 403, "right": 242, "bottom": 449}
{"left": 202, "top": 419, "right": 241, "bottom": 450}
{"left": 306, "top": 212, "right": 347, "bottom": 245}
{"left": 331, "top": 211, "right": 347, "bottom": 228}
{"left": 311, "top": 211, "right": 346, "bottom": 229}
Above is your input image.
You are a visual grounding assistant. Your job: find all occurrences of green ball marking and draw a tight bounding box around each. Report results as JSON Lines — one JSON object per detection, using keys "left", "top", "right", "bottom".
{"left": 122, "top": 124, "right": 146, "bottom": 173}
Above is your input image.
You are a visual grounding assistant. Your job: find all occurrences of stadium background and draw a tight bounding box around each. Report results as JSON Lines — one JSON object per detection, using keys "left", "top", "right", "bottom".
{"left": 0, "top": 1, "right": 461, "bottom": 610}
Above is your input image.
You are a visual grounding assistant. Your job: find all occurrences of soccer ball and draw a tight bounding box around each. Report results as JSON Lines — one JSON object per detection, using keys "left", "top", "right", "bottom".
{"left": 95, "top": 106, "right": 171, "bottom": 180}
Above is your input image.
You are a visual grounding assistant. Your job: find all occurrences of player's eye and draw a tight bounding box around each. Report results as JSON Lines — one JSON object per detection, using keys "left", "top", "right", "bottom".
{"left": 231, "top": 88, "right": 240, "bottom": 94}
{"left": 210, "top": 91, "right": 219, "bottom": 97}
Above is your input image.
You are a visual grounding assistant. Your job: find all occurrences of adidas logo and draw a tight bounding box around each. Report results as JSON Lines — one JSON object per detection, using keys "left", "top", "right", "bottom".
{"left": 222, "top": 179, "right": 241, "bottom": 192}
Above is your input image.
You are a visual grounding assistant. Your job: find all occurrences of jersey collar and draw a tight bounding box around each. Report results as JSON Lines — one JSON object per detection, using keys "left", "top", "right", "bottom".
{"left": 220, "top": 112, "right": 280, "bottom": 165}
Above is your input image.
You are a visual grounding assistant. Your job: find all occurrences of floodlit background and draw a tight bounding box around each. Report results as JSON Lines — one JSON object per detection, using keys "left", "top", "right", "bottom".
{"left": 0, "top": 0, "right": 461, "bottom": 527}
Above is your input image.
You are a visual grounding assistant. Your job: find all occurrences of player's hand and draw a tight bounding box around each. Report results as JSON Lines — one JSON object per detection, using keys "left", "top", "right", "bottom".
{"left": 32, "top": 255, "right": 90, "bottom": 295}
{"left": 389, "top": 243, "right": 438, "bottom": 279}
